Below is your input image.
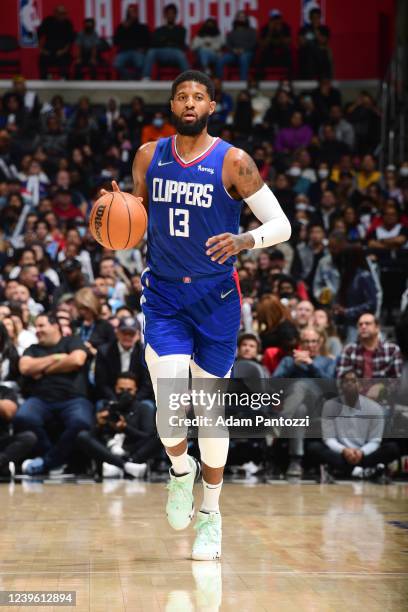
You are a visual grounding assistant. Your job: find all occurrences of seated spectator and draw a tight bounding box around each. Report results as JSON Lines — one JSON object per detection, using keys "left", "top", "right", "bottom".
{"left": 273, "top": 326, "right": 335, "bottom": 478}
{"left": 5, "top": 75, "right": 41, "bottom": 123}
{"left": 41, "top": 115, "right": 67, "bottom": 159}
{"left": 74, "top": 287, "right": 115, "bottom": 353}
{"left": 126, "top": 97, "right": 149, "bottom": 144}
{"left": 312, "top": 78, "right": 342, "bottom": 122}
{"left": 141, "top": 111, "right": 175, "bottom": 145}
{"left": 53, "top": 258, "right": 88, "bottom": 304}
{"left": 262, "top": 325, "right": 300, "bottom": 374}
{"left": 52, "top": 188, "right": 84, "bottom": 222}
{"left": 367, "top": 202, "right": 408, "bottom": 251}
{"left": 334, "top": 247, "right": 378, "bottom": 341}
{"left": 326, "top": 105, "right": 355, "bottom": 149}
{"left": 337, "top": 312, "right": 403, "bottom": 382}
{"left": 292, "top": 224, "right": 327, "bottom": 286}
{"left": 313, "top": 190, "right": 340, "bottom": 232}
{"left": 37, "top": 5, "right": 75, "bottom": 79}
{"left": 309, "top": 371, "right": 400, "bottom": 483}
{"left": 258, "top": 9, "right": 292, "bottom": 77}
{"left": 192, "top": 18, "right": 224, "bottom": 76}
{"left": 275, "top": 111, "right": 313, "bottom": 154}
{"left": 218, "top": 11, "right": 257, "bottom": 81}
{"left": 298, "top": 93, "right": 320, "bottom": 133}
{"left": 264, "top": 88, "right": 295, "bottom": 136}
{"left": 98, "top": 256, "right": 129, "bottom": 304}
{"left": 273, "top": 326, "right": 335, "bottom": 378}
{"left": 21, "top": 159, "right": 50, "bottom": 206}
{"left": 346, "top": 92, "right": 381, "bottom": 154}
{"left": 298, "top": 8, "right": 332, "bottom": 79}
{"left": 142, "top": 4, "right": 188, "bottom": 79}
{"left": 232, "top": 90, "right": 253, "bottom": 137}
{"left": 313, "top": 231, "right": 348, "bottom": 305}
{"left": 256, "top": 294, "right": 298, "bottom": 352}
{"left": 19, "top": 264, "right": 52, "bottom": 311}
{"left": 15, "top": 313, "right": 93, "bottom": 475}
{"left": 74, "top": 18, "right": 105, "bottom": 80}
{"left": 341, "top": 205, "right": 366, "bottom": 242}
{"left": 0, "top": 385, "right": 37, "bottom": 480}
{"left": 3, "top": 311, "right": 37, "bottom": 356}
{"left": 77, "top": 371, "right": 160, "bottom": 478}
{"left": 313, "top": 309, "right": 343, "bottom": 358}
{"left": 207, "top": 78, "right": 233, "bottom": 132}
{"left": 294, "top": 300, "right": 315, "bottom": 331}
{"left": 0, "top": 321, "right": 20, "bottom": 382}
{"left": 317, "top": 123, "right": 350, "bottom": 167}
{"left": 113, "top": 5, "right": 150, "bottom": 80}
{"left": 356, "top": 154, "right": 381, "bottom": 193}
{"left": 233, "top": 332, "right": 267, "bottom": 376}
{"left": 95, "top": 317, "right": 153, "bottom": 403}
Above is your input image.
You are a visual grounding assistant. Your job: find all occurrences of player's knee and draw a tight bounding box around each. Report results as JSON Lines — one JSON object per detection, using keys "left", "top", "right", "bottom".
{"left": 198, "top": 436, "right": 229, "bottom": 468}
{"left": 190, "top": 360, "right": 232, "bottom": 379}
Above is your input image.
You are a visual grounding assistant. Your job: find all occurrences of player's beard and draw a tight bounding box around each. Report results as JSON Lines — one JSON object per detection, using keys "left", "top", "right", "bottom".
{"left": 172, "top": 112, "right": 209, "bottom": 136}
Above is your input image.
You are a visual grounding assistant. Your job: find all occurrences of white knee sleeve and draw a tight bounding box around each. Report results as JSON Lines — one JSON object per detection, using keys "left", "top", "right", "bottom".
{"left": 145, "top": 344, "right": 190, "bottom": 448}
{"left": 191, "top": 360, "right": 231, "bottom": 468}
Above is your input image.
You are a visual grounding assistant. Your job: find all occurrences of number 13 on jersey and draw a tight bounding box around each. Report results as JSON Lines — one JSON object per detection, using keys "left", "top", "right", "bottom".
{"left": 169, "top": 208, "right": 189, "bottom": 237}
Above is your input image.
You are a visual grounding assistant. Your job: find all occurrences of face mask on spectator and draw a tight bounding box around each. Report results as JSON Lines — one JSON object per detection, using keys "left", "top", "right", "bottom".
{"left": 318, "top": 169, "right": 329, "bottom": 179}
{"left": 107, "top": 287, "right": 114, "bottom": 298}
{"left": 288, "top": 167, "right": 301, "bottom": 177}
{"left": 153, "top": 118, "right": 164, "bottom": 128}
{"left": 77, "top": 227, "right": 86, "bottom": 237}
{"left": 400, "top": 167, "right": 408, "bottom": 177}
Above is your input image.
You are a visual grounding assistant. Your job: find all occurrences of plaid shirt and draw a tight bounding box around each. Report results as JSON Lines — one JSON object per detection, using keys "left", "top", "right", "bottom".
{"left": 336, "top": 340, "right": 403, "bottom": 379}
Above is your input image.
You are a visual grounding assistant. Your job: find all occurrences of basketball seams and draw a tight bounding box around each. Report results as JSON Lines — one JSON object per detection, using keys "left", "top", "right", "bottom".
{"left": 106, "top": 192, "right": 115, "bottom": 249}
{"left": 119, "top": 190, "right": 132, "bottom": 249}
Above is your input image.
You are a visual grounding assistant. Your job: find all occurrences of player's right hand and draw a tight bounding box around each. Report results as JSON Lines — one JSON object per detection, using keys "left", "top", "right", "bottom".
{"left": 100, "top": 180, "right": 121, "bottom": 196}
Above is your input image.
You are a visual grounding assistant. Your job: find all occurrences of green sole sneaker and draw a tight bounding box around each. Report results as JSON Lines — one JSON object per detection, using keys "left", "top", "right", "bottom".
{"left": 166, "top": 456, "right": 201, "bottom": 531}
{"left": 192, "top": 511, "right": 222, "bottom": 560}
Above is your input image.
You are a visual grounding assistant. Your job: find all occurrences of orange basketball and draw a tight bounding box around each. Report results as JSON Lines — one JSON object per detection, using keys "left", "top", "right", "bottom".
{"left": 89, "top": 191, "right": 147, "bottom": 250}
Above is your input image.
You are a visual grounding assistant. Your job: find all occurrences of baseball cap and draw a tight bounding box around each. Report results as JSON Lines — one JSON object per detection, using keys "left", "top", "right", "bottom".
{"left": 118, "top": 316, "right": 140, "bottom": 332}
{"left": 269, "top": 9, "right": 282, "bottom": 18}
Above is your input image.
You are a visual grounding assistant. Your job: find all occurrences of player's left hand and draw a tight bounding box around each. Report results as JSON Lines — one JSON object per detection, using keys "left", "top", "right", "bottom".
{"left": 100, "top": 180, "right": 121, "bottom": 197}
{"left": 206, "top": 232, "right": 253, "bottom": 264}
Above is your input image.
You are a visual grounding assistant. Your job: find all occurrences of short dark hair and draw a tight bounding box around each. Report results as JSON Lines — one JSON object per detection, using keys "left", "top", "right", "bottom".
{"left": 116, "top": 371, "right": 137, "bottom": 384}
{"left": 36, "top": 312, "right": 60, "bottom": 327}
{"left": 171, "top": 70, "right": 215, "bottom": 101}
{"left": 164, "top": 3, "right": 177, "bottom": 13}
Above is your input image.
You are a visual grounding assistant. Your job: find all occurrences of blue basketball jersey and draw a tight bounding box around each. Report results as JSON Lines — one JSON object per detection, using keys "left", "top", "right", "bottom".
{"left": 145, "top": 136, "right": 242, "bottom": 278}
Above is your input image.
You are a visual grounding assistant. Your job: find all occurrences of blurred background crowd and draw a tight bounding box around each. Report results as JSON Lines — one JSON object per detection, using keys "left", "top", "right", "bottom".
{"left": 0, "top": 4, "right": 407, "bottom": 485}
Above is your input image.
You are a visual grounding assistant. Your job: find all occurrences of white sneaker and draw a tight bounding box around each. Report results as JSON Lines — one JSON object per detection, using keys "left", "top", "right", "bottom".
{"left": 124, "top": 462, "right": 147, "bottom": 479}
{"left": 102, "top": 463, "right": 124, "bottom": 478}
{"left": 192, "top": 511, "right": 222, "bottom": 561}
{"left": 351, "top": 466, "right": 364, "bottom": 479}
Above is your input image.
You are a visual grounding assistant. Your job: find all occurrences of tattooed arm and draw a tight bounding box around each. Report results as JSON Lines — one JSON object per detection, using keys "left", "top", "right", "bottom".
{"left": 206, "top": 148, "right": 291, "bottom": 263}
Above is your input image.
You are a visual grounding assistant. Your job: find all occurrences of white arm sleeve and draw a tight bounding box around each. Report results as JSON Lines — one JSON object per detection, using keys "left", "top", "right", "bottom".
{"left": 245, "top": 183, "right": 292, "bottom": 249}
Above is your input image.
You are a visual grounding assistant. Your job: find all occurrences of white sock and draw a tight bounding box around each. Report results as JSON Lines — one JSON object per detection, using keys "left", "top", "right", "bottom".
{"left": 167, "top": 448, "right": 191, "bottom": 476}
{"left": 201, "top": 479, "right": 222, "bottom": 513}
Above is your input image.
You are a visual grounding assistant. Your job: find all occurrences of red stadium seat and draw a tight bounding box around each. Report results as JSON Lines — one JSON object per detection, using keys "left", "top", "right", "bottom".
{"left": 0, "top": 35, "right": 21, "bottom": 78}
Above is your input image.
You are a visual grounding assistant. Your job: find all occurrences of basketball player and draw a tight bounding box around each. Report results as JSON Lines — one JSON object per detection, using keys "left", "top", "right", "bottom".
{"left": 102, "top": 71, "right": 291, "bottom": 560}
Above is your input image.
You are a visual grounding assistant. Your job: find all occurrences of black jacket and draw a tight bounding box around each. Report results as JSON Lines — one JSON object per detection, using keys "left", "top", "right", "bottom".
{"left": 95, "top": 340, "right": 154, "bottom": 402}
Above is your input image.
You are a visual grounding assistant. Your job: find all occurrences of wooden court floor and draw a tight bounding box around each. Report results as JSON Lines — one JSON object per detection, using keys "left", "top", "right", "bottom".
{"left": 0, "top": 480, "right": 407, "bottom": 612}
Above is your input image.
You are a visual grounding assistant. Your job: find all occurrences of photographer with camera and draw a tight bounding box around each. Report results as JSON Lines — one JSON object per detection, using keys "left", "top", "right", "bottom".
{"left": 77, "top": 372, "right": 161, "bottom": 478}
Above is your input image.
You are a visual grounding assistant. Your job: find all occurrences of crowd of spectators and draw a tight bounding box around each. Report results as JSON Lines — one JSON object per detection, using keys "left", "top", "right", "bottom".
{"left": 35, "top": 4, "right": 333, "bottom": 82}
{"left": 1, "top": 37, "right": 408, "bottom": 483}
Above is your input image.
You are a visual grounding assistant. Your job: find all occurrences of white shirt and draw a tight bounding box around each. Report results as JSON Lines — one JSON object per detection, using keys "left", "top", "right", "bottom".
{"left": 118, "top": 342, "right": 132, "bottom": 371}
